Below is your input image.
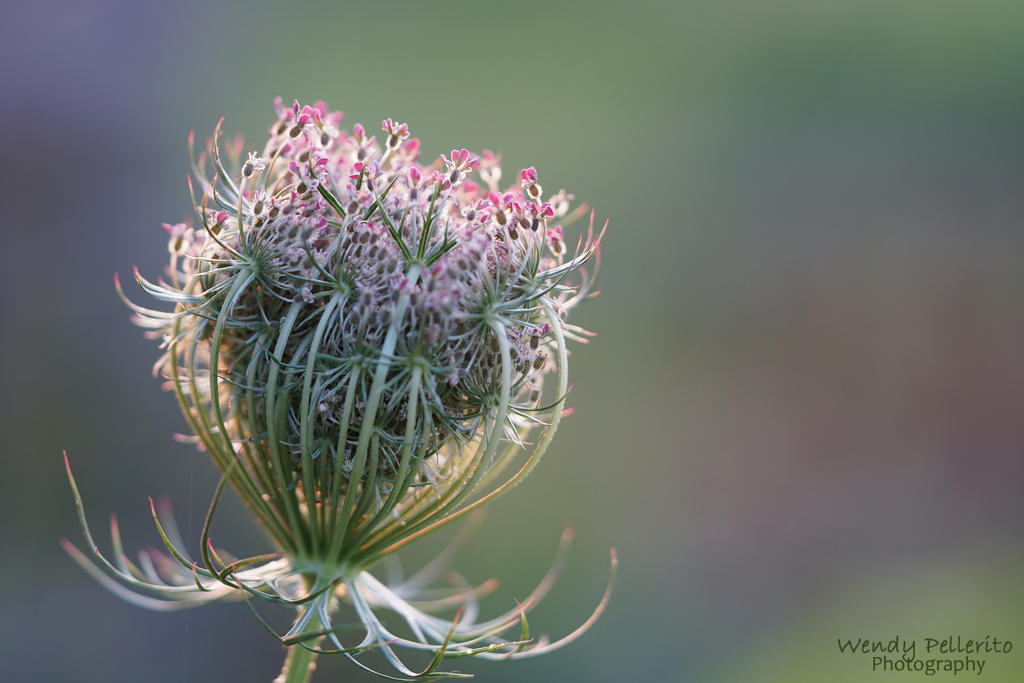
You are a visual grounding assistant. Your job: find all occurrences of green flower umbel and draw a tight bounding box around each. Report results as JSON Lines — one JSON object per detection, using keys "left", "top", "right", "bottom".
{"left": 64, "top": 99, "right": 613, "bottom": 682}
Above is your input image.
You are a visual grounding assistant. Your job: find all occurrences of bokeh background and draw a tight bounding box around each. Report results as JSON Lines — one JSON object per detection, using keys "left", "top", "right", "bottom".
{"left": 2, "top": 1, "right": 1023, "bottom": 680}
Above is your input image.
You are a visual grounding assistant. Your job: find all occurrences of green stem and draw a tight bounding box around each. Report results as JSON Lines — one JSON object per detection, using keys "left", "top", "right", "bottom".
{"left": 276, "top": 645, "right": 319, "bottom": 683}
{"left": 274, "top": 611, "right": 324, "bottom": 683}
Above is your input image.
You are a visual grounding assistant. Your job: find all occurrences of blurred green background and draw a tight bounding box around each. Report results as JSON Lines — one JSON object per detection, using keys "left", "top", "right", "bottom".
{"left": 2, "top": 0, "right": 1023, "bottom": 680}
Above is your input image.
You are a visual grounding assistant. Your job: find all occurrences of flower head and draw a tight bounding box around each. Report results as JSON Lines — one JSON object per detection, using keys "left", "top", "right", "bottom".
{"left": 520, "top": 165, "right": 542, "bottom": 198}
{"left": 66, "top": 98, "right": 611, "bottom": 681}
{"left": 381, "top": 118, "right": 410, "bottom": 151}
{"left": 441, "top": 148, "right": 479, "bottom": 188}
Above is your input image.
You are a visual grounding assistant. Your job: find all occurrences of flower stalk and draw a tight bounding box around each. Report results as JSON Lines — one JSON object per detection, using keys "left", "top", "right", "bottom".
{"left": 277, "top": 643, "right": 319, "bottom": 683}
{"left": 276, "top": 587, "right": 328, "bottom": 683}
